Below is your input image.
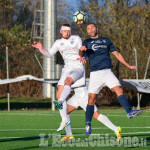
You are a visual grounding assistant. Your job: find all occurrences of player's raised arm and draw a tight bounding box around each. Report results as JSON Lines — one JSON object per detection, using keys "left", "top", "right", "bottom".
{"left": 32, "top": 41, "right": 58, "bottom": 58}
{"left": 112, "top": 51, "right": 137, "bottom": 70}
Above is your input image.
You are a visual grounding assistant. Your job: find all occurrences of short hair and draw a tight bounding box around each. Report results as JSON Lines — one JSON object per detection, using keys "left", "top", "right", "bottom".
{"left": 62, "top": 24, "right": 71, "bottom": 27}
{"left": 87, "top": 23, "right": 97, "bottom": 28}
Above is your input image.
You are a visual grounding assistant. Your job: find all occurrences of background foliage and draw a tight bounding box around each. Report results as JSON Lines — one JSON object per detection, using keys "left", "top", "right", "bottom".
{"left": 0, "top": 0, "right": 150, "bottom": 107}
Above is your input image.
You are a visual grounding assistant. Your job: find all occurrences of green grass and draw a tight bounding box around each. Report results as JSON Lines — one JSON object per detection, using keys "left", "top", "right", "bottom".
{"left": 0, "top": 109, "right": 149, "bottom": 150}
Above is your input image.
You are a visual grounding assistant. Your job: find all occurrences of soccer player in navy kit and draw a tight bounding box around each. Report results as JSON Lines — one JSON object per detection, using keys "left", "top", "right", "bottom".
{"left": 79, "top": 23, "right": 142, "bottom": 135}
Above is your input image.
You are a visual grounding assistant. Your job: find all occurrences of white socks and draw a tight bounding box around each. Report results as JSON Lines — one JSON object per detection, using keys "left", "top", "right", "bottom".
{"left": 97, "top": 114, "right": 118, "bottom": 132}
{"left": 59, "top": 101, "right": 68, "bottom": 123}
{"left": 65, "top": 115, "right": 72, "bottom": 135}
{"left": 58, "top": 85, "right": 71, "bottom": 123}
{"left": 58, "top": 85, "right": 71, "bottom": 103}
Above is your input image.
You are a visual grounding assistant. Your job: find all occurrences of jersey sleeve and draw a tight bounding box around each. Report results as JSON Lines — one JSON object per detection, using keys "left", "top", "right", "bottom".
{"left": 82, "top": 40, "right": 88, "bottom": 55}
{"left": 82, "top": 40, "right": 87, "bottom": 47}
{"left": 39, "top": 40, "right": 59, "bottom": 58}
{"left": 108, "top": 39, "right": 116, "bottom": 52}
{"left": 77, "top": 36, "right": 82, "bottom": 49}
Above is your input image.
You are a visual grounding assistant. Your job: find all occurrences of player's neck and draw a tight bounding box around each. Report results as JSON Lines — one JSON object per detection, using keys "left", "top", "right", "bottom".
{"left": 90, "top": 34, "right": 99, "bottom": 39}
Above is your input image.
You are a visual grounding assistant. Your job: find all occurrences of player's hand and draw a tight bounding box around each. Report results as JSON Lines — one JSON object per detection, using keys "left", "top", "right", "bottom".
{"left": 80, "top": 46, "right": 87, "bottom": 51}
{"left": 32, "top": 41, "right": 43, "bottom": 50}
{"left": 77, "top": 57, "right": 86, "bottom": 64}
{"left": 128, "top": 65, "right": 137, "bottom": 70}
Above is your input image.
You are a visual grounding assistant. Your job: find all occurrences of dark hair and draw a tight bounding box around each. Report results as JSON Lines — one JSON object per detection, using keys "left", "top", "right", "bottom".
{"left": 62, "top": 24, "right": 71, "bottom": 27}
{"left": 87, "top": 23, "right": 97, "bottom": 28}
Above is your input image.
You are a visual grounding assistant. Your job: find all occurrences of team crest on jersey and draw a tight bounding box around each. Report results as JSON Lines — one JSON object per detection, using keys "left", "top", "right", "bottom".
{"left": 70, "top": 38, "right": 75, "bottom": 44}
{"left": 60, "top": 43, "right": 64, "bottom": 46}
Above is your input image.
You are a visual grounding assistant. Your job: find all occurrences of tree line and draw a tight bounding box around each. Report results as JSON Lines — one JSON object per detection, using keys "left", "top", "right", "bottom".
{"left": 0, "top": 0, "right": 150, "bottom": 106}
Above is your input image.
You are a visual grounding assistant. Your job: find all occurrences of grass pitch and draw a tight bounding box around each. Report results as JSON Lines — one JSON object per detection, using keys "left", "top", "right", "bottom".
{"left": 0, "top": 109, "right": 149, "bottom": 150}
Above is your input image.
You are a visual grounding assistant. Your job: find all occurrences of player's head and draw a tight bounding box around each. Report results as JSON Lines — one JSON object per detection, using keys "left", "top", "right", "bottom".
{"left": 86, "top": 23, "right": 98, "bottom": 38}
{"left": 60, "top": 24, "right": 71, "bottom": 39}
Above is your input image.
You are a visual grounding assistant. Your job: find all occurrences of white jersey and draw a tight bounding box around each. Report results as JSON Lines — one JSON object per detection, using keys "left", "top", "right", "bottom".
{"left": 39, "top": 35, "right": 83, "bottom": 69}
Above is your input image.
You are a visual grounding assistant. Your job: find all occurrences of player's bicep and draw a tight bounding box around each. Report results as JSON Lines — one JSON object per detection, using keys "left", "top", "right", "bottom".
{"left": 111, "top": 51, "right": 120, "bottom": 58}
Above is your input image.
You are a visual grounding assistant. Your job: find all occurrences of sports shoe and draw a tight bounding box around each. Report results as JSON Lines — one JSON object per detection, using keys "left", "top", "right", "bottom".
{"left": 53, "top": 100, "right": 63, "bottom": 110}
{"left": 115, "top": 127, "right": 122, "bottom": 141}
{"left": 127, "top": 110, "right": 143, "bottom": 119}
{"left": 57, "top": 121, "right": 71, "bottom": 132}
{"left": 60, "top": 135, "right": 74, "bottom": 141}
{"left": 85, "top": 123, "right": 91, "bottom": 135}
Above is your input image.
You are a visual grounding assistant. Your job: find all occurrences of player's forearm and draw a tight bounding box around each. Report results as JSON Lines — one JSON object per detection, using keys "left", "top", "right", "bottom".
{"left": 79, "top": 50, "right": 85, "bottom": 57}
{"left": 113, "top": 51, "right": 130, "bottom": 68}
{"left": 39, "top": 48, "right": 55, "bottom": 58}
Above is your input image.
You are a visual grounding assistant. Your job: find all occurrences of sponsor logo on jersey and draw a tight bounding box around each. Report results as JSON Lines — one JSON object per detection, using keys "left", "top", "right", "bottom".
{"left": 92, "top": 44, "right": 107, "bottom": 51}
{"left": 95, "top": 40, "right": 102, "bottom": 43}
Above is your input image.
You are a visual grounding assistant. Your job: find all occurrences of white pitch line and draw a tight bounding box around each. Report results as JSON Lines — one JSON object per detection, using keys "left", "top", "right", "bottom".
{"left": 0, "top": 113, "right": 149, "bottom": 117}
{"left": 0, "top": 126, "right": 150, "bottom": 132}
{"left": 0, "top": 131, "right": 150, "bottom": 139}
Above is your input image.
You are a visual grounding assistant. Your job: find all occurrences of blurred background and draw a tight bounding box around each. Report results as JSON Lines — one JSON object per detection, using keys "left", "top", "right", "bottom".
{"left": 0, "top": 0, "right": 150, "bottom": 109}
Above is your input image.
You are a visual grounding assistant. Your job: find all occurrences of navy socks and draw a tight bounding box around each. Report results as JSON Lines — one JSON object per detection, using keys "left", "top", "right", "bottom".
{"left": 118, "top": 95, "right": 132, "bottom": 113}
{"left": 85, "top": 105, "right": 94, "bottom": 126}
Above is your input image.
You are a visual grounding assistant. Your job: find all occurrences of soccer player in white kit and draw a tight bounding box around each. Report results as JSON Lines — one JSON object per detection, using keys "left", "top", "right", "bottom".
{"left": 61, "top": 85, "right": 121, "bottom": 142}
{"left": 32, "top": 24, "right": 84, "bottom": 132}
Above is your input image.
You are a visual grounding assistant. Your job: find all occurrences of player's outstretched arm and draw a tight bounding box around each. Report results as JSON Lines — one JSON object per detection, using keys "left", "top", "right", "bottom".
{"left": 32, "top": 41, "right": 58, "bottom": 58}
{"left": 112, "top": 51, "right": 137, "bottom": 70}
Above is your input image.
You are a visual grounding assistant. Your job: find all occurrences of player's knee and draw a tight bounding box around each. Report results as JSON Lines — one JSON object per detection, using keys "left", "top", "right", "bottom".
{"left": 64, "top": 77, "right": 73, "bottom": 86}
{"left": 88, "top": 98, "right": 96, "bottom": 105}
{"left": 113, "top": 86, "right": 123, "bottom": 97}
{"left": 88, "top": 94, "right": 96, "bottom": 105}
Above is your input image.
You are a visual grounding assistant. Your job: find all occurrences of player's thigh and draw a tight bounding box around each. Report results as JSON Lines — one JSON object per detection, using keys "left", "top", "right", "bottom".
{"left": 68, "top": 68, "right": 84, "bottom": 83}
{"left": 58, "top": 68, "right": 69, "bottom": 86}
{"left": 67, "top": 104, "right": 76, "bottom": 114}
{"left": 88, "top": 71, "right": 105, "bottom": 94}
{"left": 105, "top": 70, "right": 121, "bottom": 89}
{"left": 67, "top": 95, "right": 79, "bottom": 111}
{"left": 56, "top": 85, "right": 64, "bottom": 100}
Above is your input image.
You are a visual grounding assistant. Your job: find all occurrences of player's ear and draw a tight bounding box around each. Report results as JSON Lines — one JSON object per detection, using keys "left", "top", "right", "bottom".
{"left": 60, "top": 30, "right": 62, "bottom": 34}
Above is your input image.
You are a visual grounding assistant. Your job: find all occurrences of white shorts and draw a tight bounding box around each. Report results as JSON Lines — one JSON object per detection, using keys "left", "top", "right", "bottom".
{"left": 58, "top": 67, "right": 84, "bottom": 86}
{"left": 88, "top": 69, "right": 121, "bottom": 94}
{"left": 67, "top": 87, "right": 98, "bottom": 112}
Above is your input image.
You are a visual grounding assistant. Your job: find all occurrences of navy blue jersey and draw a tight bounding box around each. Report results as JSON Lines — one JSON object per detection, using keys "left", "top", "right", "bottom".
{"left": 83, "top": 37, "right": 116, "bottom": 72}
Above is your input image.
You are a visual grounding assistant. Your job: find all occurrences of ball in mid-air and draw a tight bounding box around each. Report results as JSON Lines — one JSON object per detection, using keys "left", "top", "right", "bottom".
{"left": 73, "top": 11, "right": 86, "bottom": 24}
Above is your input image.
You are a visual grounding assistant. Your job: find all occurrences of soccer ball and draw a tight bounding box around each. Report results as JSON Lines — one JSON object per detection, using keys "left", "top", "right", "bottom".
{"left": 73, "top": 11, "right": 86, "bottom": 24}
